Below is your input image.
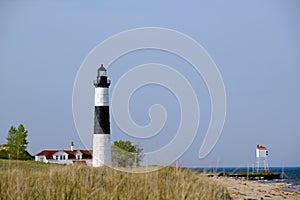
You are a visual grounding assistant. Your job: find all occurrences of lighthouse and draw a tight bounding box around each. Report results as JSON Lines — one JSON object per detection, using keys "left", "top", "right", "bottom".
{"left": 92, "top": 64, "right": 112, "bottom": 167}
{"left": 256, "top": 144, "right": 269, "bottom": 171}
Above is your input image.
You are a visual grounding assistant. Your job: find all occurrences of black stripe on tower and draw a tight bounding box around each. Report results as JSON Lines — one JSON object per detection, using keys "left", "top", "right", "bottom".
{"left": 94, "top": 106, "right": 110, "bottom": 134}
{"left": 94, "top": 76, "right": 110, "bottom": 88}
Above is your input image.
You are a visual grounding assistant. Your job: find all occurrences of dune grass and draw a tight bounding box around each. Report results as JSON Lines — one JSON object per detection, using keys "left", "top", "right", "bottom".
{"left": 0, "top": 159, "right": 232, "bottom": 200}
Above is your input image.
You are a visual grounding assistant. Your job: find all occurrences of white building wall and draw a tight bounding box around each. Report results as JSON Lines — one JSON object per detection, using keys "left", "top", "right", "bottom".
{"left": 256, "top": 148, "right": 268, "bottom": 158}
{"left": 35, "top": 155, "right": 47, "bottom": 163}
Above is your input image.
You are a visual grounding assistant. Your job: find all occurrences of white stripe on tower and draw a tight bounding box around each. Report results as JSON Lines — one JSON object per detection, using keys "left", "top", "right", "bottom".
{"left": 92, "top": 134, "right": 112, "bottom": 167}
{"left": 94, "top": 88, "right": 109, "bottom": 106}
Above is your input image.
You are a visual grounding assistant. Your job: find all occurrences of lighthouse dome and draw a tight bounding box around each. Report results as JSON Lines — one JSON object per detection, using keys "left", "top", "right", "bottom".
{"left": 98, "top": 64, "right": 107, "bottom": 76}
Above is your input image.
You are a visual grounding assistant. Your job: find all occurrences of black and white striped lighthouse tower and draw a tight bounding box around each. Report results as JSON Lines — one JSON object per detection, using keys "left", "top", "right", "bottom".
{"left": 92, "top": 64, "right": 112, "bottom": 167}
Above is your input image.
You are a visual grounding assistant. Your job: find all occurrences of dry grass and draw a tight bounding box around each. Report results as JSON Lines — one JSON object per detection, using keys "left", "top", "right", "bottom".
{"left": 0, "top": 159, "right": 232, "bottom": 200}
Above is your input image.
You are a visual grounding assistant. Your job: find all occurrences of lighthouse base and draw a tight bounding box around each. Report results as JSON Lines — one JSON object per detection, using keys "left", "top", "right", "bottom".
{"left": 92, "top": 134, "right": 112, "bottom": 167}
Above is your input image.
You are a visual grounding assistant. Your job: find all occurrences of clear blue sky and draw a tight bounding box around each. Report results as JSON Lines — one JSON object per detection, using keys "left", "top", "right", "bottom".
{"left": 1, "top": 0, "right": 299, "bottom": 167}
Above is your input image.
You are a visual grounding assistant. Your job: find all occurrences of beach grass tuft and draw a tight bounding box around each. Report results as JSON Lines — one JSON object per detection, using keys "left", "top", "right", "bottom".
{"left": 0, "top": 159, "right": 232, "bottom": 199}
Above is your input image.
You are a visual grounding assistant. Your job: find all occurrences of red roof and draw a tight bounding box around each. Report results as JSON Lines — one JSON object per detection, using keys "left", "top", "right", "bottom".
{"left": 36, "top": 150, "right": 59, "bottom": 159}
{"left": 256, "top": 145, "right": 267, "bottom": 150}
{"left": 80, "top": 150, "right": 93, "bottom": 155}
{"left": 35, "top": 150, "right": 92, "bottom": 160}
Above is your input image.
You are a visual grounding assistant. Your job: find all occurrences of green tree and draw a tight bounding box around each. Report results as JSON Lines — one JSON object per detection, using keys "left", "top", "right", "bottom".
{"left": 112, "top": 140, "right": 143, "bottom": 167}
{"left": 6, "top": 124, "right": 29, "bottom": 160}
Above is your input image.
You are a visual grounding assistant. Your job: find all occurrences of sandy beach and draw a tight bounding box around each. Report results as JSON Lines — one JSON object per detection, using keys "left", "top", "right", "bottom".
{"left": 211, "top": 176, "right": 300, "bottom": 200}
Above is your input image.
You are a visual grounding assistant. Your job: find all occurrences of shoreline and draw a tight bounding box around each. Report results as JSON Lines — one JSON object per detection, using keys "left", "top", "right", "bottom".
{"left": 210, "top": 175, "right": 300, "bottom": 200}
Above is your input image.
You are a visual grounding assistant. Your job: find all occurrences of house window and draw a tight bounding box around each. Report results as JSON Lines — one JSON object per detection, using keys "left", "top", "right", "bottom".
{"left": 55, "top": 155, "right": 59, "bottom": 160}
{"left": 76, "top": 154, "right": 82, "bottom": 160}
{"left": 61, "top": 155, "right": 67, "bottom": 160}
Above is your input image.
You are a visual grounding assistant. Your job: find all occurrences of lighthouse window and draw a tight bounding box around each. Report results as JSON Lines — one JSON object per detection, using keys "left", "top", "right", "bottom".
{"left": 99, "top": 71, "right": 106, "bottom": 76}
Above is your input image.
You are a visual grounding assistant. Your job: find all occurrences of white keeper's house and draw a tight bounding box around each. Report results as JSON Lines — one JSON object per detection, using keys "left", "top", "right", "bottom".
{"left": 35, "top": 142, "right": 92, "bottom": 166}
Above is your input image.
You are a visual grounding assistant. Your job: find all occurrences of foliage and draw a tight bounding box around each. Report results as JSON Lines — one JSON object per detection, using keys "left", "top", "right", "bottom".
{"left": 112, "top": 140, "right": 144, "bottom": 167}
{"left": 0, "top": 150, "right": 8, "bottom": 159}
{"left": 0, "top": 159, "right": 232, "bottom": 200}
{"left": 6, "top": 124, "right": 29, "bottom": 160}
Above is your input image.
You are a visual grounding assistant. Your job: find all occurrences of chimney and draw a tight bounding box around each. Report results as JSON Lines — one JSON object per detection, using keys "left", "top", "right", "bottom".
{"left": 71, "top": 141, "right": 74, "bottom": 151}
